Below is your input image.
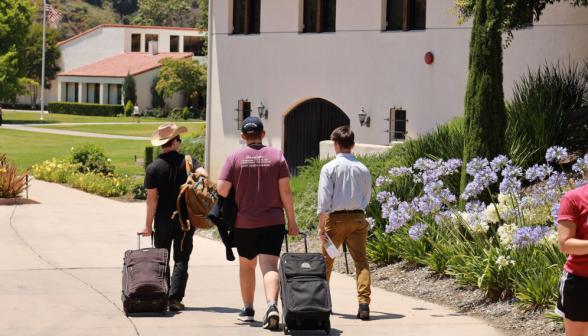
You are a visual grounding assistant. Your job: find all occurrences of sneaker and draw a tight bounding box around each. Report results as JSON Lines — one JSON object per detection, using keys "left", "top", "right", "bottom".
{"left": 262, "top": 304, "right": 280, "bottom": 330}
{"left": 357, "top": 303, "right": 370, "bottom": 320}
{"left": 237, "top": 307, "right": 255, "bottom": 322}
{"left": 168, "top": 299, "right": 185, "bottom": 311}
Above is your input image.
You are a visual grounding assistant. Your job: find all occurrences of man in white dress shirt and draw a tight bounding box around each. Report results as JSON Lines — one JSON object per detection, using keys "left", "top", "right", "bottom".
{"left": 317, "top": 126, "right": 372, "bottom": 320}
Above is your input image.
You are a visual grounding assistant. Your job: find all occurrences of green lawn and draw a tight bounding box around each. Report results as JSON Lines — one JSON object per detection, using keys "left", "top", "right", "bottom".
{"left": 3, "top": 111, "right": 204, "bottom": 124}
{"left": 0, "top": 128, "right": 150, "bottom": 176}
{"left": 33, "top": 123, "right": 205, "bottom": 137}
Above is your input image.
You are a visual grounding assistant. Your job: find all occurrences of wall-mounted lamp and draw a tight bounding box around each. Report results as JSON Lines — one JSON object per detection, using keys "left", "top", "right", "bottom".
{"left": 257, "top": 101, "right": 268, "bottom": 119}
{"left": 358, "top": 108, "right": 370, "bottom": 127}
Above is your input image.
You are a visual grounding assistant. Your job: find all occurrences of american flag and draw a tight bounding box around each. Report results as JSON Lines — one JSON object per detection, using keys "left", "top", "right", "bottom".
{"left": 45, "top": 0, "right": 61, "bottom": 23}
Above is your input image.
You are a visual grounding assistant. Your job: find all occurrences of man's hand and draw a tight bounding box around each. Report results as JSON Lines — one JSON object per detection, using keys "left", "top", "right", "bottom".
{"left": 288, "top": 221, "right": 300, "bottom": 236}
{"left": 318, "top": 225, "right": 328, "bottom": 244}
{"left": 142, "top": 224, "right": 152, "bottom": 237}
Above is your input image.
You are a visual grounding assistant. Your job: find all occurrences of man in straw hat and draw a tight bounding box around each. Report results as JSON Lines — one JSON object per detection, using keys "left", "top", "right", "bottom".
{"left": 142, "top": 123, "right": 208, "bottom": 311}
{"left": 217, "top": 116, "right": 299, "bottom": 330}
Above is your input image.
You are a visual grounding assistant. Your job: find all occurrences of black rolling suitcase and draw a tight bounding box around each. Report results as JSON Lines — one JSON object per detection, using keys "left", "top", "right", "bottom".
{"left": 121, "top": 233, "right": 169, "bottom": 316}
{"left": 280, "top": 230, "right": 332, "bottom": 335}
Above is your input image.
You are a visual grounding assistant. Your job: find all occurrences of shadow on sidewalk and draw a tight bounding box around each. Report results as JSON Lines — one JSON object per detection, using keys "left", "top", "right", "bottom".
{"left": 333, "top": 311, "right": 405, "bottom": 321}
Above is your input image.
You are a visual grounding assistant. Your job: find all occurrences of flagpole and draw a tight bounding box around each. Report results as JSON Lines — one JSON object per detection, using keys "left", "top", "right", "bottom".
{"left": 40, "top": 1, "right": 47, "bottom": 120}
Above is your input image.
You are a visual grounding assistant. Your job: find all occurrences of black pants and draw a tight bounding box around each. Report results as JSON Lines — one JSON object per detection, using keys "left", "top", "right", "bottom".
{"left": 154, "top": 213, "right": 195, "bottom": 301}
{"left": 0, "top": 114, "right": 2, "bottom": 126}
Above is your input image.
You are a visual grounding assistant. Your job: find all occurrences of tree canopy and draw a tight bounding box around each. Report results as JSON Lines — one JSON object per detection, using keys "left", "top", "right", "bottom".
{"left": 448, "top": 0, "right": 588, "bottom": 47}
{"left": 0, "top": 0, "right": 37, "bottom": 103}
{"left": 24, "top": 24, "right": 62, "bottom": 108}
{"left": 156, "top": 57, "right": 206, "bottom": 107}
{"left": 132, "top": 0, "right": 191, "bottom": 26}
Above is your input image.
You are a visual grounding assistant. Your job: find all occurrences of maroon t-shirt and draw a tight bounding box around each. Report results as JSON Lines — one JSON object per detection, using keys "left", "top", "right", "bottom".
{"left": 559, "top": 184, "right": 588, "bottom": 278}
{"left": 219, "top": 144, "right": 290, "bottom": 229}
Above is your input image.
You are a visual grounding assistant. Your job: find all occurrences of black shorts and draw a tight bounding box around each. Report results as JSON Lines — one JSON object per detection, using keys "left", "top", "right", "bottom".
{"left": 233, "top": 224, "right": 285, "bottom": 260}
{"left": 556, "top": 270, "right": 588, "bottom": 322}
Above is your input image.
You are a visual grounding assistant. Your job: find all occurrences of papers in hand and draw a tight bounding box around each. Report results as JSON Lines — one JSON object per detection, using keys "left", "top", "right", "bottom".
{"left": 323, "top": 234, "right": 340, "bottom": 259}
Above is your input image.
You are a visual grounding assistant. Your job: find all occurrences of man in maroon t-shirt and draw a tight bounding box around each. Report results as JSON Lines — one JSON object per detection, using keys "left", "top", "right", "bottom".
{"left": 217, "top": 116, "right": 299, "bottom": 331}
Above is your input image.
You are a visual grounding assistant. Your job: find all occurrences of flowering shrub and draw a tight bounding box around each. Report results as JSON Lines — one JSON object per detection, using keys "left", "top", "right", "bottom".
{"left": 371, "top": 146, "right": 581, "bottom": 311}
{"left": 131, "top": 180, "right": 147, "bottom": 200}
{"left": 0, "top": 153, "right": 32, "bottom": 198}
{"left": 33, "top": 158, "right": 131, "bottom": 197}
{"left": 70, "top": 143, "right": 114, "bottom": 175}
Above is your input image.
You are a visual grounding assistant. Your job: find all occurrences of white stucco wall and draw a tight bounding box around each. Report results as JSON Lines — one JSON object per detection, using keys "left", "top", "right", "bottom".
{"left": 207, "top": 0, "right": 588, "bottom": 180}
{"left": 134, "top": 69, "right": 185, "bottom": 111}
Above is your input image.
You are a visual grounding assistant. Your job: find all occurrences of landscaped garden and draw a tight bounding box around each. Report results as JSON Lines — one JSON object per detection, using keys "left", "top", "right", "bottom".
{"left": 289, "top": 60, "right": 588, "bottom": 334}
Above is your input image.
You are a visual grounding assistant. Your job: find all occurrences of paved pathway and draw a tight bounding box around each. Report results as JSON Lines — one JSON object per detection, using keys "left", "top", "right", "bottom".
{"left": 2, "top": 124, "right": 151, "bottom": 140}
{"left": 0, "top": 180, "right": 503, "bottom": 335}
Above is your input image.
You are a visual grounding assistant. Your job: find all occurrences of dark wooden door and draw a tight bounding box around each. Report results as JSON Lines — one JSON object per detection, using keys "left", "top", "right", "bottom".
{"left": 284, "top": 99, "right": 350, "bottom": 176}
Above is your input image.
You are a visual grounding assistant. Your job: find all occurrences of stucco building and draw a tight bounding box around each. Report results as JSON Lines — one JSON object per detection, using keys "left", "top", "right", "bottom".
{"left": 19, "top": 24, "right": 207, "bottom": 110}
{"left": 205, "top": 0, "right": 588, "bottom": 179}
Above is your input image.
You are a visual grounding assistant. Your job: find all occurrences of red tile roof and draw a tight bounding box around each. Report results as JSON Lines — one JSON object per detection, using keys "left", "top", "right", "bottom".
{"left": 58, "top": 52, "right": 194, "bottom": 78}
{"left": 57, "top": 24, "right": 206, "bottom": 46}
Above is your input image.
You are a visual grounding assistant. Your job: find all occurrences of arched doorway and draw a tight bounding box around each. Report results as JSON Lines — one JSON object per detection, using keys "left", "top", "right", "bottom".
{"left": 284, "top": 98, "right": 350, "bottom": 176}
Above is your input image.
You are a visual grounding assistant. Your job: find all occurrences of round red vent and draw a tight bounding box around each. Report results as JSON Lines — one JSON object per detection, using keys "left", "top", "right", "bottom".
{"left": 425, "top": 52, "right": 434, "bottom": 65}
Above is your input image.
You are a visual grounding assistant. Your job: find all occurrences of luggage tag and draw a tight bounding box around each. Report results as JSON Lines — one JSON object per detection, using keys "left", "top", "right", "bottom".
{"left": 323, "top": 234, "right": 340, "bottom": 259}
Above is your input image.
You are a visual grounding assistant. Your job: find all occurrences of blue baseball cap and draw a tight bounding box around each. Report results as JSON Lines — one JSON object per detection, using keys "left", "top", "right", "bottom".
{"left": 242, "top": 116, "right": 264, "bottom": 133}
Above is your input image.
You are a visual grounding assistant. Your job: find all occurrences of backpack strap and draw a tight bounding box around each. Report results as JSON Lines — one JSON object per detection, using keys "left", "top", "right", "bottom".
{"left": 185, "top": 155, "right": 193, "bottom": 178}
{"left": 172, "top": 182, "right": 193, "bottom": 251}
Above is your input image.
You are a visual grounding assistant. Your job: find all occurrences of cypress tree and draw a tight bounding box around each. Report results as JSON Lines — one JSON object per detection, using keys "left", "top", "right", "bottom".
{"left": 122, "top": 71, "right": 137, "bottom": 106}
{"left": 460, "top": 0, "right": 507, "bottom": 199}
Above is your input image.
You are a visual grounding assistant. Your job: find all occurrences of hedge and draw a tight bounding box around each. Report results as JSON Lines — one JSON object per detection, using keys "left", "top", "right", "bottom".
{"left": 48, "top": 102, "right": 124, "bottom": 116}
{"left": 143, "top": 146, "right": 154, "bottom": 170}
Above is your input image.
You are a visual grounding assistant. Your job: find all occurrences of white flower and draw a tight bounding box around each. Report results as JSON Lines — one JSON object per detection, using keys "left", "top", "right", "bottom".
{"left": 538, "top": 228, "right": 559, "bottom": 246}
{"left": 497, "top": 224, "right": 519, "bottom": 250}
{"left": 107, "top": 159, "right": 111, "bottom": 162}
{"left": 366, "top": 217, "right": 376, "bottom": 230}
{"left": 71, "top": 147, "right": 74, "bottom": 151}
{"left": 483, "top": 203, "right": 501, "bottom": 224}
{"left": 496, "top": 255, "right": 515, "bottom": 269}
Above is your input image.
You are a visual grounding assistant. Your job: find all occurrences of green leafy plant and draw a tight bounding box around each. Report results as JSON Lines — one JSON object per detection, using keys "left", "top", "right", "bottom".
{"left": 131, "top": 180, "right": 147, "bottom": 199}
{"left": 122, "top": 71, "right": 137, "bottom": 107}
{"left": 32, "top": 158, "right": 80, "bottom": 183}
{"left": 179, "top": 136, "right": 205, "bottom": 166}
{"left": 70, "top": 143, "right": 115, "bottom": 175}
{"left": 144, "top": 146, "right": 154, "bottom": 170}
{"left": 0, "top": 153, "right": 32, "bottom": 198}
{"left": 366, "top": 229, "right": 399, "bottom": 264}
{"left": 182, "top": 107, "right": 189, "bottom": 120}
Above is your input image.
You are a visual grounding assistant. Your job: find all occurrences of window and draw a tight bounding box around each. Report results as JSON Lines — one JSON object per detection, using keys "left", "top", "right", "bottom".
{"left": 386, "top": 108, "right": 407, "bottom": 141}
{"left": 131, "top": 34, "right": 141, "bottom": 52}
{"left": 385, "top": 0, "right": 426, "bottom": 31}
{"left": 235, "top": 99, "right": 251, "bottom": 129}
{"left": 170, "top": 35, "right": 179, "bottom": 52}
{"left": 303, "top": 0, "right": 336, "bottom": 33}
{"left": 145, "top": 34, "right": 158, "bottom": 52}
{"left": 66, "top": 83, "right": 78, "bottom": 102}
{"left": 184, "top": 36, "right": 205, "bottom": 56}
{"left": 232, "top": 0, "right": 261, "bottom": 35}
{"left": 107, "top": 84, "right": 121, "bottom": 105}
{"left": 86, "top": 83, "right": 99, "bottom": 103}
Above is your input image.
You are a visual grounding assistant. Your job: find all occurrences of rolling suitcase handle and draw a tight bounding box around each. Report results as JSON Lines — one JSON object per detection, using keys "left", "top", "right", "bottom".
{"left": 284, "top": 230, "right": 307, "bottom": 253}
{"left": 137, "top": 232, "right": 154, "bottom": 249}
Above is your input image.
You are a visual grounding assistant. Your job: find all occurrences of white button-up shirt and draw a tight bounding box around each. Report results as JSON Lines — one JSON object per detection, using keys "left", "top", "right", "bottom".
{"left": 317, "top": 153, "right": 372, "bottom": 215}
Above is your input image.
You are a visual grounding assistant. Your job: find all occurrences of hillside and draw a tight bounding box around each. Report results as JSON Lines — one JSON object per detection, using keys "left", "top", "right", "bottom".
{"left": 33, "top": 0, "right": 201, "bottom": 41}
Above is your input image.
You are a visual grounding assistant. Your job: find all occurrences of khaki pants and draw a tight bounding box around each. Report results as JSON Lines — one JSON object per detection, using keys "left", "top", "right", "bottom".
{"left": 321, "top": 212, "right": 371, "bottom": 305}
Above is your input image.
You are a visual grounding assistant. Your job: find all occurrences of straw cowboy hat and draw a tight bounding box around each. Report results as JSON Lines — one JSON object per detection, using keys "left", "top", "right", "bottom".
{"left": 151, "top": 123, "right": 188, "bottom": 146}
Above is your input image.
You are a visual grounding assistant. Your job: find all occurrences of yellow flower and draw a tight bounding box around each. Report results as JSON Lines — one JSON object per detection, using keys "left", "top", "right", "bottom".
{"left": 46, "top": 167, "right": 51, "bottom": 172}
{"left": 0, "top": 169, "right": 6, "bottom": 173}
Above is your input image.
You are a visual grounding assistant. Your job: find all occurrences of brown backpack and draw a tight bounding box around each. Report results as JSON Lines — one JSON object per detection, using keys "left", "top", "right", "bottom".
{"left": 173, "top": 155, "right": 218, "bottom": 250}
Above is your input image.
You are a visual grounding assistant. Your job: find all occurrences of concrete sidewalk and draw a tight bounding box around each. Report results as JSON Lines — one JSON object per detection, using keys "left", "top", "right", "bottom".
{"left": 2, "top": 124, "right": 150, "bottom": 140}
{"left": 0, "top": 180, "right": 503, "bottom": 335}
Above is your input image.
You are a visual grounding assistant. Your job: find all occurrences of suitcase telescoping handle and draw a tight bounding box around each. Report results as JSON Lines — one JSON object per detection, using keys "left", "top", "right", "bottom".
{"left": 137, "top": 232, "right": 154, "bottom": 249}
{"left": 284, "top": 230, "right": 307, "bottom": 253}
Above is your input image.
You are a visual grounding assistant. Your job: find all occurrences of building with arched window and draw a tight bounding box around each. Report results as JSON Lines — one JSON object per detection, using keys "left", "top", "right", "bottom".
{"left": 205, "top": 0, "right": 588, "bottom": 179}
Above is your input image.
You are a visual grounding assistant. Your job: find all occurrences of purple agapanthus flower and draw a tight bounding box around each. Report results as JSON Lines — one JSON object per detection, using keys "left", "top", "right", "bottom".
{"left": 409, "top": 222, "right": 428, "bottom": 241}
{"left": 572, "top": 155, "right": 588, "bottom": 175}
{"left": 442, "top": 159, "right": 463, "bottom": 174}
{"left": 366, "top": 217, "right": 376, "bottom": 230}
{"left": 414, "top": 158, "right": 437, "bottom": 171}
{"left": 386, "top": 202, "right": 413, "bottom": 232}
{"left": 490, "top": 155, "right": 512, "bottom": 172}
{"left": 388, "top": 166, "right": 414, "bottom": 177}
{"left": 551, "top": 202, "right": 560, "bottom": 227}
{"left": 513, "top": 226, "right": 551, "bottom": 248}
{"left": 466, "top": 157, "right": 490, "bottom": 176}
{"left": 547, "top": 172, "right": 567, "bottom": 189}
{"left": 375, "top": 176, "right": 392, "bottom": 187}
{"left": 526, "top": 164, "right": 554, "bottom": 182}
{"left": 546, "top": 146, "right": 568, "bottom": 163}
{"left": 435, "top": 210, "right": 452, "bottom": 226}
{"left": 502, "top": 165, "right": 523, "bottom": 178}
{"left": 461, "top": 179, "right": 485, "bottom": 200}
{"left": 376, "top": 191, "right": 392, "bottom": 203}
{"left": 500, "top": 177, "right": 521, "bottom": 195}
{"left": 466, "top": 200, "right": 486, "bottom": 213}
{"left": 576, "top": 179, "right": 588, "bottom": 188}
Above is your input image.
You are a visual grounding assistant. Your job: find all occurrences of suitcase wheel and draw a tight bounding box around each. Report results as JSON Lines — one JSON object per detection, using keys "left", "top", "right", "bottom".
{"left": 325, "top": 319, "right": 331, "bottom": 335}
{"left": 283, "top": 325, "right": 288, "bottom": 335}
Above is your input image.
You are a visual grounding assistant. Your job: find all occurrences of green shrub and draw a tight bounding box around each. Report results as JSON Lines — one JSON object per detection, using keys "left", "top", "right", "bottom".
{"left": 182, "top": 107, "right": 189, "bottom": 120}
{"left": 125, "top": 100, "right": 133, "bottom": 117}
{"left": 153, "top": 107, "right": 167, "bottom": 118}
{"left": 189, "top": 107, "right": 201, "bottom": 119}
{"left": 506, "top": 61, "right": 588, "bottom": 168}
{"left": 153, "top": 146, "right": 162, "bottom": 162}
{"left": 366, "top": 230, "right": 399, "bottom": 264}
{"left": 131, "top": 180, "right": 147, "bottom": 199}
{"left": 48, "top": 102, "right": 124, "bottom": 116}
{"left": 179, "top": 136, "right": 205, "bottom": 166}
{"left": 144, "top": 146, "right": 154, "bottom": 170}
{"left": 70, "top": 143, "right": 115, "bottom": 175}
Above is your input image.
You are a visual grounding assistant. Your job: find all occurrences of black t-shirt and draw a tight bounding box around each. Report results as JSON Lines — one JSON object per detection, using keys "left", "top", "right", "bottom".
{"left": 144, "top": 151, "right": 203, "bottom": 217}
